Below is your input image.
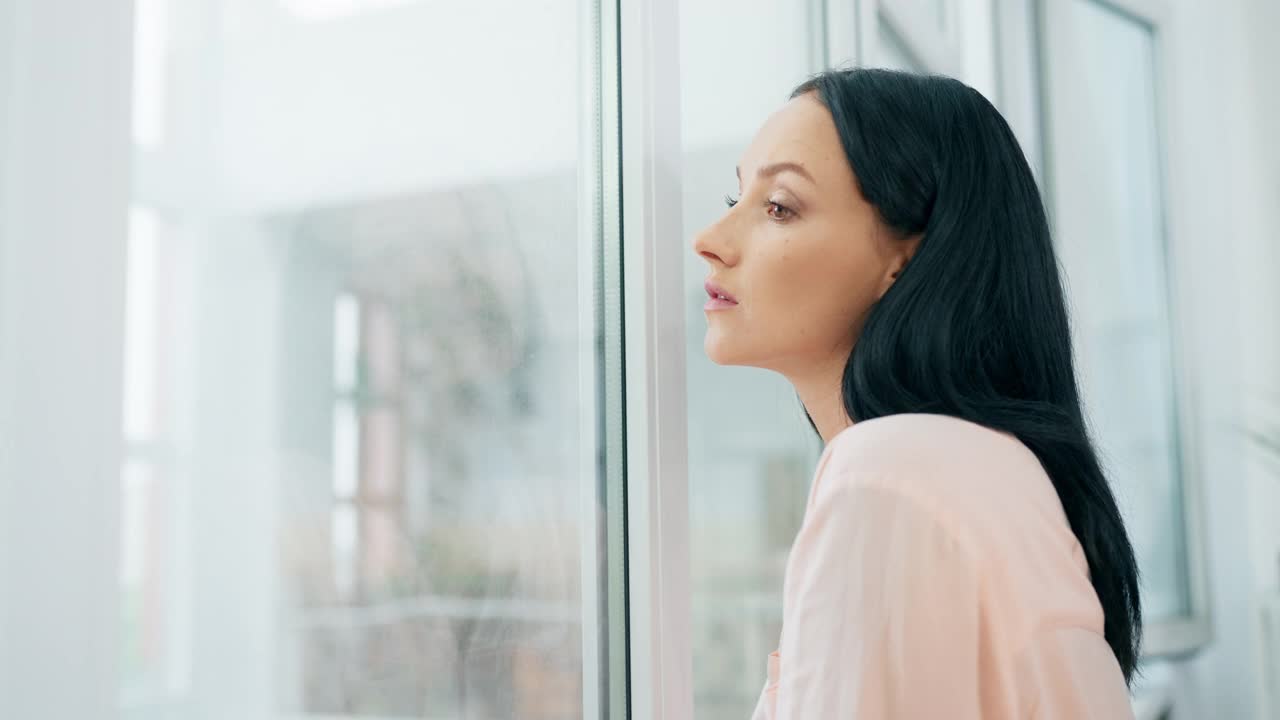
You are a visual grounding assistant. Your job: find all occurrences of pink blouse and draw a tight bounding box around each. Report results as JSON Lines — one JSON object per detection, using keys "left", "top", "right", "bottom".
{"left": 750, "top": 413, "right": 1135, "bottom": 719}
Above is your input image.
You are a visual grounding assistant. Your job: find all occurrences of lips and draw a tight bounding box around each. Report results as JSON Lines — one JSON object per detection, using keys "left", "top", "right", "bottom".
{"left": 704, "top": 279, "right": 739, "bottom": 304}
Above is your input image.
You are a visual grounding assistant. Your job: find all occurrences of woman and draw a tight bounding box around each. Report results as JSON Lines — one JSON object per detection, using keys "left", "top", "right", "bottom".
{"left": 692, "top": 68, "right": 1141, "bottom": 718}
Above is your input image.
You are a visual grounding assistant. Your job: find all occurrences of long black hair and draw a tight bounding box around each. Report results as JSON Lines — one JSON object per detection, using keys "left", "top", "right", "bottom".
{"left": 790, "top": 68, "right": 1142, "bottom": 683}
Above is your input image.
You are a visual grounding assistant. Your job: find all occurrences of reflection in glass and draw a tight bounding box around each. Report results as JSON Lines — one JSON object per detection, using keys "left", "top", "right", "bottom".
{"left": 120, "top": 0, "right": 595, "bottom": 716}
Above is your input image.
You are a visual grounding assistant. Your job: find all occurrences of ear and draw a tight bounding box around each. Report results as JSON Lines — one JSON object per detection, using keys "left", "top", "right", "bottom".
{"left": 877, "top": 232, "right": 922, "bottom": 300}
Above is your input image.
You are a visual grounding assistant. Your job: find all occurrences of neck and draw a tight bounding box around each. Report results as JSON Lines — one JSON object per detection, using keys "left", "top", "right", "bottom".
{"left": 787, "top": 354, "right": 854, "bottom": 447}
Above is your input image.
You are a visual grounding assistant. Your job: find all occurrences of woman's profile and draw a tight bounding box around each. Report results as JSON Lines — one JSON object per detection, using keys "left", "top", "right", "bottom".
{"left": 692, "top": 68, "right": 1141, "bottom": 719}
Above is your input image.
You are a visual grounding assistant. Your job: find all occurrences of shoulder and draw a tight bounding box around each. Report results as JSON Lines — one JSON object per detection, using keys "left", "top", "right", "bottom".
{"left": 804, "top": 413, "right": 1104, "bottom": 643}
{"left": 810, "top": 413, "right": 1072, "bottom": 553}
{"left": 818, "top": 413, "right": 1042, "bottom": 496}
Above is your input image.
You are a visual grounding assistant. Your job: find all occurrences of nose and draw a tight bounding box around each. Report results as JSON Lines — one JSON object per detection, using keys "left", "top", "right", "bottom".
{"left": 691, "top": 216, "right": 736, "bottom": 268}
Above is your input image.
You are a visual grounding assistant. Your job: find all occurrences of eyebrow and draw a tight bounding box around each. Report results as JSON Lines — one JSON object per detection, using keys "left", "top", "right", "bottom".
{"left": 735, "top": 161, "right": 815, "bottom": 185}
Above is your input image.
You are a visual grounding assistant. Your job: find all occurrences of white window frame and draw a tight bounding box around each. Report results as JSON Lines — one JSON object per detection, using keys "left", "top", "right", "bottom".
{"left": 583, "top": 0, "right": 629, "bottom": 718}
{"left": 616, "top": 0, "right": 693, "bottom": 716}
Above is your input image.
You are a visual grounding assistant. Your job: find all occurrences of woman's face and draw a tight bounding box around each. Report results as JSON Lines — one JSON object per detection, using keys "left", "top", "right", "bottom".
{"left": 691, "top": 91, "right": 918, "bottom": 377}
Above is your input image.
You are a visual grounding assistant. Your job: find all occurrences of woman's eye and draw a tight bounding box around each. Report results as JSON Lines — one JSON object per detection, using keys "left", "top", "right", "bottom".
{"left": 723, "top": 193, "right": 791, "bottom": 221}
{"left": 767, "top": 201, "right": 793, "bottom": 221}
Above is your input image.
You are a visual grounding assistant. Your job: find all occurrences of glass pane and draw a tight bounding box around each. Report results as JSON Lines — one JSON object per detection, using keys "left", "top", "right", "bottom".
{"left": 1057, "top": 0, "right": 1190, "bottom": 621}
{"left": 680, "top": 3, "right": 821, "bottom": 719}
{"left": 877, "top": 14, "right": 926, "bottom": 72}
{"left": 120, "top": 0, "right": 599, "bottom": 716}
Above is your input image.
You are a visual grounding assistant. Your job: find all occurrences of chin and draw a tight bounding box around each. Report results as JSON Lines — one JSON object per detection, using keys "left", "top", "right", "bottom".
{"left": 703, "top": 334, "right": 743, "bottom": 366}
{"left": 703, "top": 336, "right": 727, "bottom": 365}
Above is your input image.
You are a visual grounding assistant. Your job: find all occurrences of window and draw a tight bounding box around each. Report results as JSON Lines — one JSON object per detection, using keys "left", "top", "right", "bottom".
{"left": 118, "top": 0, "right": 620, "bottom": 716}
{"left": 1036, "top": 0, "right": 1209, "bottom": 654}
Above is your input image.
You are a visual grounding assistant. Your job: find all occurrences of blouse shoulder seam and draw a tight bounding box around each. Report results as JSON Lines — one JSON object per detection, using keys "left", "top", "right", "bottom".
{"left": 818, "top": 474, "right": 990, "bottom": 577}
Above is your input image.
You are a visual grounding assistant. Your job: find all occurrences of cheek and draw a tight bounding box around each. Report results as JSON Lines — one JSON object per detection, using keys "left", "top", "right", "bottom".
{"left": 771, "top": 240, "right": 879, "bottom": 326}
{"left": 704, "top": 226, "right": 884, "bottom": 365}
